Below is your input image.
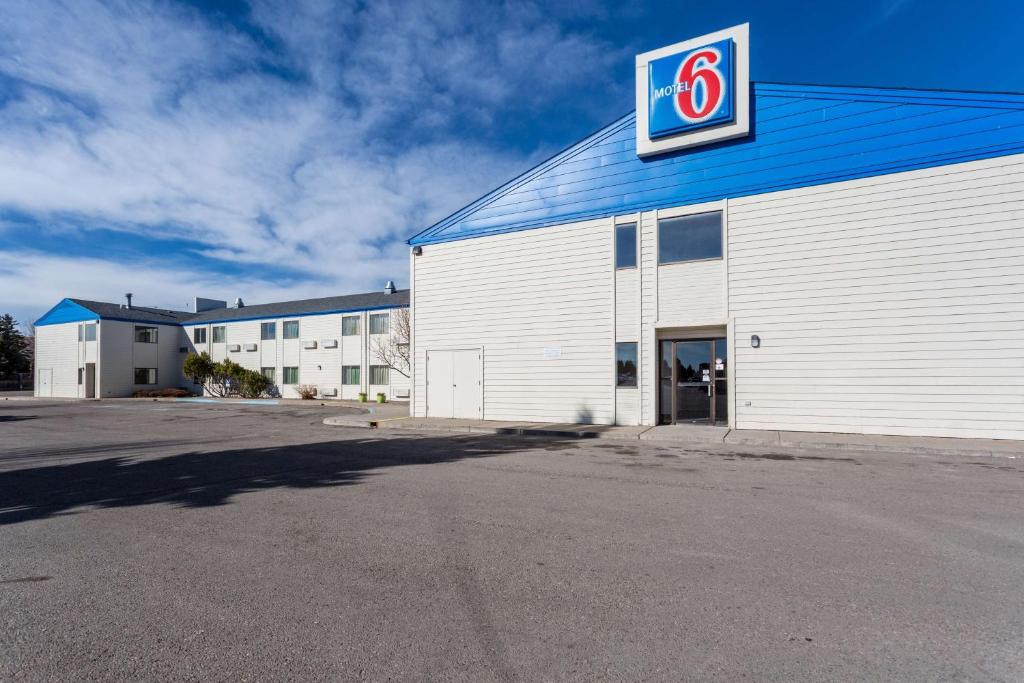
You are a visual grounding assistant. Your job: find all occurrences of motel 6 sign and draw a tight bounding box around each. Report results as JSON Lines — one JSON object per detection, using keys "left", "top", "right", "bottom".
{"left": 635, "top": 24, "right": 750, "bottom": 157}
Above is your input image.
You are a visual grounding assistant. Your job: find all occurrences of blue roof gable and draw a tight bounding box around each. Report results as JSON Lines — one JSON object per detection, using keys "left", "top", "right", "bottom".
{"left": 411, "top": 83, "right": 1024, "bottom": 246}
{"left": 34, "top": 299, "right": 100, "bottom": 327}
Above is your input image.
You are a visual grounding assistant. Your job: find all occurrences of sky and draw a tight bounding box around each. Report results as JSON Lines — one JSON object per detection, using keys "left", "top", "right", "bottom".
{"left": 1, "top": 0, "right": 1022, "bottom": 328}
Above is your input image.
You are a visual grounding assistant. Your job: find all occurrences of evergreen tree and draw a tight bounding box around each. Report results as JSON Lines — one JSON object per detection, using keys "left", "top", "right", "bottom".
{"left": 0, "top": 314, "right": 31, "bottom": 377}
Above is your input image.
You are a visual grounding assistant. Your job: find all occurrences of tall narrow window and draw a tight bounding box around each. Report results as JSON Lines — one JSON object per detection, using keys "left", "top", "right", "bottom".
{"left": 616, "top": 342, "right": 638, "bottom": 387}
{"left": 283, "top": 320, "right": 300, "bottom": 339}
{"left": 615, "top": 223, "right": 637, "bottom": 269}
{"left": 369, "top": 313, "right": 389, "bottom": 335}
{"left": 82, "top": 323, "right": 96, "bottom": 342}
{"left": 658, "top": 211, "right": 723, "bottom": 264}
{"left": 261, "top": 322, "right": 276, "bottom": 340}
{"left": 342, "top": 316, "right": 360, "bottom": 336}
{"left": 134, "top": 326, "right": 158, "bottom": 343}
{"left": 342, "top": 366, "right": 360, "bottom": 385}
{"left": 212, "top": 326, "right": 226, "bottom": 343}
{"left": 369, "top": 365, "right": 389, "bottom": 385}
{"left": 261, "top": 367, "right": 276, "bottom": 382}
{"left": 282, "top": 367, "right": 299, "bottom": 384}
{"left": 193, "top": 327, "right": 207, "bottom": 344}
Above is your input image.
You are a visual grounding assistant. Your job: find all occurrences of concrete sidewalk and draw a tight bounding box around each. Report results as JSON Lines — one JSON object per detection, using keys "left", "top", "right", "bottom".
{"left": 323, "top": 413, "right": 1024, "bottom": 458}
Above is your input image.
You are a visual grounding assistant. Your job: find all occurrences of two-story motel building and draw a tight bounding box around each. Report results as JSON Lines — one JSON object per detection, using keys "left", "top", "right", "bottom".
{"left": 34, "top": 286, "right": 410, "bottom": 401}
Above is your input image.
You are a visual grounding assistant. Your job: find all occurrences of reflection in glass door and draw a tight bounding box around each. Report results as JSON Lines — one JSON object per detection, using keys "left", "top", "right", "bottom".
{"left": 674, "top": 341, "right": 712, "bottom": 422}
{"left": 658, "top": 338, "right": 728, "bottom": 425}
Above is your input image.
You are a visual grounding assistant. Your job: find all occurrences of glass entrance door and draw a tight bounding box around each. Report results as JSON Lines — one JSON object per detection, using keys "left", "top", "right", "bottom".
{"left": 658, "top": 338, "right": 728, "bottom": 425}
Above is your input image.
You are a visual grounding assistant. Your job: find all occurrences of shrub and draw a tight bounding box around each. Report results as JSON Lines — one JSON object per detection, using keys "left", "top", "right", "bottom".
{"left": 132, "top": 388, "right": 193, "bottom": 398}
{"left": 182, "top": 352, "right": 272, "bottom": 399}
{"left": 183, "top": 352, "right": 215, "bottom": 388}
{"left": 295, "top": 384, "right": 318, "bottom": 400}
{"left": 238, "top": 369, "right": 272, "bottom": 399}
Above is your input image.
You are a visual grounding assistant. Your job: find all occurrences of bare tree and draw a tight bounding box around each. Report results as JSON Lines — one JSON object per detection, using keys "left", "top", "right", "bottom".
{"left": 371, "top": 307, "right": 411, "bottom": 378}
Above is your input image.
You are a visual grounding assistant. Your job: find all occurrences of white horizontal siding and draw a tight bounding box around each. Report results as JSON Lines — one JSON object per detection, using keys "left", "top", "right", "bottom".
{"left": 728, "top": 153, "right": 1024, "bottom": 440}
{"left": 34, "top": 323, "right": 80, "bottom": 398}
{"left": 413, "top": 217, "right": 614, "bottom": 424}
{"left": 657, "top": 259, "right": 726, "bottom": 326}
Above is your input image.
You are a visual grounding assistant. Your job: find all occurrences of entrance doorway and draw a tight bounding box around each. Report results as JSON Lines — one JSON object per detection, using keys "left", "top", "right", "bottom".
{"left": 84, "top": 363, "right": 96, "bottom": 398}
{"left": 658, "top": 338, "right": 727, "bottom": 425}
{"left": 426, "top": 349, "right": 482, "bottom": 419}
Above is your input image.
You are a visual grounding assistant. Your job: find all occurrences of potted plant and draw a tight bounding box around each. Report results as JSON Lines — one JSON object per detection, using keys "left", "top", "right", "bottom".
{"left": 358, "top": 392, "right": 367, "bottom": 402}
{"left": 376, "top": 392, "right": 386, "bottom": 403}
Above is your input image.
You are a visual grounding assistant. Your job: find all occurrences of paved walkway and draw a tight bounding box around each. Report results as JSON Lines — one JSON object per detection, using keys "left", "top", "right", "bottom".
{"left": 323, "top": 411, "right": 1024, "bottom": 458}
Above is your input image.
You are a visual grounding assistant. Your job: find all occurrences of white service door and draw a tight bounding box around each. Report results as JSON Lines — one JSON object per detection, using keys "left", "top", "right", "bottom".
{"left": 38, "top": 369, "right": 52, "bottom": 397}
{"left": 426, "top": 350, "right": 454, "bottom": 418}
{"left": 451, "top": 350, "right": 481, "bottom": 419}
{"left": 426, "top": 349, "right": 481, "bottom": 419}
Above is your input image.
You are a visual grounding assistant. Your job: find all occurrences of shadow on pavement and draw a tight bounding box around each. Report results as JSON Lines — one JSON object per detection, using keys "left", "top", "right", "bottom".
{"left": 0, "top": 434, "right": 552, "bottom": 526}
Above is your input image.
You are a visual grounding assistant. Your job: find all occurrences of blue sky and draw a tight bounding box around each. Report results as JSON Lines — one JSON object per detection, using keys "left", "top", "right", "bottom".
{"left": 1, "top": 0, "right": 1022, "bottom": 326}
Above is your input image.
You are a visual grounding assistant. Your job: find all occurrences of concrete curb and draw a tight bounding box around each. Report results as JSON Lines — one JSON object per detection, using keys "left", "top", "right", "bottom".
{"left": 321, "top": 415, "right": 1023, "bottom": 459}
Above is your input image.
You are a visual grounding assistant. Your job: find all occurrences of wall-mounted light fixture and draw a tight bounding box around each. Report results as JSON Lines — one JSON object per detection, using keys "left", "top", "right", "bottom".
{"left": 412, "top": 246, "right": 423, "bottom": 256}
{"left": 750, "top": 335, "right": 761, "bottom": 348}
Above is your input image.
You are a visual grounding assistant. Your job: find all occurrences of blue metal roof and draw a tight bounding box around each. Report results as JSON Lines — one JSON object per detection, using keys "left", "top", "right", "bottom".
{"left": 34, "top": 299, "right": 100, "bottom": 327}
{"left": 410, "top": 82, "right": 1024, "bottom": 246}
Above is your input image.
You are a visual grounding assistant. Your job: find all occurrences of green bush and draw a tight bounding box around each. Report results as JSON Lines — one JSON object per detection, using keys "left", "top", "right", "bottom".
{"left": 182, "top": 352, "right": 272, "bottom": 399}
{"left": 238, "top": 369, "right": 272, "bottom": 399}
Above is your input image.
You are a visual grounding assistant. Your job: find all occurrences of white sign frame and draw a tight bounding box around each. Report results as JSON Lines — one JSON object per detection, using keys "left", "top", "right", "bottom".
{"left": 635, "top": 23, "right": 750, "bottom": 158}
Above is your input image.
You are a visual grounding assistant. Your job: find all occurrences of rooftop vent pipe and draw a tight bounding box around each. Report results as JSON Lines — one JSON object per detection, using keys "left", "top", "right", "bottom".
{"left": 125, "top": 293, "right": 133, "bottom": 309}
{"left": 384, "top": 281, "right": 396, "bottom": 294}
{"left": 234, "top": 297, "right": 245, "bottom": 308}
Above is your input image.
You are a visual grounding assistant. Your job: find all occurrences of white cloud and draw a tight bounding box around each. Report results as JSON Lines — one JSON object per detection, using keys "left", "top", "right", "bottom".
{"left": 0, "top": 0, "right": 628, "bottom": 322}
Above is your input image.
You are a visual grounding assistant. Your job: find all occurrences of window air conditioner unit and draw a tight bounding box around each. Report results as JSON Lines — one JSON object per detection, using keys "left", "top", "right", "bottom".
{"left": 321, "top": 338, "right": 338, "bottom": 349}
{"left": 320, "top": 387, "right": 338, "bottom": 397}
{"left": 244, "top": 343, "right": 257, "bottom": 352}
{"left": 228, "top": 344, "right": 241, "bottom": 352}
{"left": 302, "top": 340, "right": 317, "bottom": 349}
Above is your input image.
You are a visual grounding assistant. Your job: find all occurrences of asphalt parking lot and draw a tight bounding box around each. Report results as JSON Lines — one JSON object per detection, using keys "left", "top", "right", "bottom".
{"left": 2, "top": 400, "right": 1023, "bottom": 681}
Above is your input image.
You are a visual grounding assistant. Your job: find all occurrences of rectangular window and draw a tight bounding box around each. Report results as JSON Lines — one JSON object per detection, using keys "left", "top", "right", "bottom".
{"left": 134, "top": 326, "right": 158, "bottom": 343}
{"left": 193, "top": 327, "right": 207, "bottom": 344}
{"left": 615, "top": 222, "right": 637, "bottom": 269}
{"left": 260, "top": 322, "right": 276, "bottom": 340}
{"left": 261, "top": 367, "right": 276, "bottom": 382}
{"left": 134, "top": 368, "right": 157, "bottom": 385}
{"left": 341, "top": 316, "right": 360, "bottom": 336}
{"left": 342, "top": 366, "right": 360, "bottom": 385}
{"left": 369, "top": 365, "right": 389, "bottom": 385}
{"left": 369, "top": 313, "right": 389, "bottom": 335}
{"left": 658, "top": 211, "right": 723, "bottom": 264}
{"left": 282, "top": 367, "right": 299, "bottom": 384}
{"left": 212, "top": 326, "right": 226, "bottom": 343}
{"left": 82, "top": 323, "right": 96, "bottom": 342}
{"left": 616, "top": 342, "right": 638, "bottom": 387}
{"left": 283, "top": 320, "right": 300, "bottom": 339}
{"left": 78, "top": 368, "right": 84, "bottom": 385}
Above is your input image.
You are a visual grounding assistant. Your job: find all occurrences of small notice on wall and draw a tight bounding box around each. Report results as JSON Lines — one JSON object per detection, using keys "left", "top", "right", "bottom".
{"left": 543, "top": 347, "right": 562, "bottom": 359}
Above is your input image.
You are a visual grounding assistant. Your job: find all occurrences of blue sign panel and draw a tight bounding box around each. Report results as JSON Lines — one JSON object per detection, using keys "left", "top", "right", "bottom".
{"left": 648, "top": 38, "right": 735, "bottom": 140}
